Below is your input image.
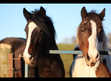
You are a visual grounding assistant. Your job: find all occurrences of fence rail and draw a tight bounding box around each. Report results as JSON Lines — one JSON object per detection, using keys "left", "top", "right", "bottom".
{"left": 49, "top": 50, "right": 82, "bottom": 55}
{"left": 49, "top": 49, "right": 111, "bottom": 55}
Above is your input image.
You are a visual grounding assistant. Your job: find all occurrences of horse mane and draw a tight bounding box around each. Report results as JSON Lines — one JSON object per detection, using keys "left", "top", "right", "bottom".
{"left": 88, "top": 10, "right": 105, "bottom": 21}
{"left": 31, "top": 9, "right": 56, "bottom": 41}
{"left": 89, "top": 10, "right": 97, "bottom": 14}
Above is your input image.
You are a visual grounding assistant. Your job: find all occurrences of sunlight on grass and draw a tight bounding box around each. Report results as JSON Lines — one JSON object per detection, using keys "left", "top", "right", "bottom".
{"left": 57, "top": 43, "right": 75, "bottom": 77}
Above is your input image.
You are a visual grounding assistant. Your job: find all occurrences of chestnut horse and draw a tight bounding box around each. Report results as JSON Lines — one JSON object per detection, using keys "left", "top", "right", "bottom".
{"left": 70, "top": 7, "right": 111, "bottom": 77}
{"left": 23, "top": 7, "right": 65, "bottom": 77}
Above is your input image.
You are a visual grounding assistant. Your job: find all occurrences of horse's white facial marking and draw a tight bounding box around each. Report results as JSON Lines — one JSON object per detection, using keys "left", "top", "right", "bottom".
{"left": 23, "top": 21, "right": 38, "bottom": 64}
{"left": 88, "top": 20, "right": 99, "bottom": 60}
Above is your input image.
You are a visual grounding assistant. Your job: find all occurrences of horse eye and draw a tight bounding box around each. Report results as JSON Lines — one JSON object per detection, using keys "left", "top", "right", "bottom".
{"left": 83, "top": 18, "right": 89, "bottom": 24}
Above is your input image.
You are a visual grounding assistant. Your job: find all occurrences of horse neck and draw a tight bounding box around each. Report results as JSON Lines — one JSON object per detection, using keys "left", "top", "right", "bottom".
{"left": 96, "top": 62, "right": 110, "bottom": 77}
{"left": 49, "top": 39, "right": 58, "bottom": 50}
{"left": 95, "top": 33, "right": 111, "bottom": 77}
{"left": 98, "top": 32, "right": 108, "bottom": 50}
{"left": 35, "top": 38, "right": 57, "bottom": 55}
{"left": 43, "top": 37, "right": 58, "bottom": 50}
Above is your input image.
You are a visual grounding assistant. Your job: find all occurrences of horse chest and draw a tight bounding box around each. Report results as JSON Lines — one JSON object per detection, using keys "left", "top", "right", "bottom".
{"left": 72, "top": 55, "right": 97, "bottom": 77}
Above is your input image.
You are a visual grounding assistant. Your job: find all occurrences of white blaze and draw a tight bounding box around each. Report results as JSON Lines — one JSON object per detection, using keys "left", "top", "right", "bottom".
{"left": 23, "top": 21, "right": 38, "bottom": 64}
{"left": 88, "top": 20, "right": 98, "bottom": 58}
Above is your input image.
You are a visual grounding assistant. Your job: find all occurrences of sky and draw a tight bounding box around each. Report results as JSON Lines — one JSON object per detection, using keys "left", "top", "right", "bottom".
{"left": 0, "top": 4, "right": 111, "bottom": 44}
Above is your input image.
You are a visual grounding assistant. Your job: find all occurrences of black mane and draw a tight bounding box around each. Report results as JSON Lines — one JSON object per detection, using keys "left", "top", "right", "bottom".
{"left": 87, "top": 10, "right": 105, "bottom": 21}
{"left": 31, "top": 9, "right": 56, "bottom": 40}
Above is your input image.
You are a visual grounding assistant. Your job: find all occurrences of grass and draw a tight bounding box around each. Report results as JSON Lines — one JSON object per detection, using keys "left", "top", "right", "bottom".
{"left": 57, "top": 43, "right": 75, "bottom": 77}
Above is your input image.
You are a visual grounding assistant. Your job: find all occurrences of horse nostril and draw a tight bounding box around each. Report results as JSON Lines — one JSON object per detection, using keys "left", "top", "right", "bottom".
{"left": 29, "top": 56, "right": 33, "bottom": 60}
{"left": 87, "top": 54, "right": 90, "bottom": 61}
{"left": 91, "top": 62, "right": 95, "bottom": 66}
{"left": 28, "top": 48, "right": 32, "bottom": 55}
{"left": 96, "top": 54, "right": 99, "bottom": 59}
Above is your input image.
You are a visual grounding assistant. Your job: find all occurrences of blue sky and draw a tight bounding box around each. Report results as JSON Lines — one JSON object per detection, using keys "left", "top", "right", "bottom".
{"left": 0, "top": 4, "right": 111, "bottom": 43}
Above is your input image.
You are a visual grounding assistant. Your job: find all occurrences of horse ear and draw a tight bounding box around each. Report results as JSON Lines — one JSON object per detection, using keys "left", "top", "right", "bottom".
{"left": 99, "top": 8, "right": 105, "bottom": 20}
{"left": 81, "top": 7, "right": 87, "bottom": 20}
{"left": 23, "top": 8, "right": 32, "bottom": 20}
{"left": 40, "top": 6, "right": 46, "bottom": 16}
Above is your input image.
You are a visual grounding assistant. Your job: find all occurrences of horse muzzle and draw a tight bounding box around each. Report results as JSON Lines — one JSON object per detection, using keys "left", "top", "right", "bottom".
{"left": 85, "top": 53, "right": 100, "bottom": 67}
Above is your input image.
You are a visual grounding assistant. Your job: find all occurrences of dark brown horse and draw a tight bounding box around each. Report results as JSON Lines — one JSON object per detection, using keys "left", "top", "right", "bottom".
{"left": 0, "top": 37, "right": 26, "bottom": 77}
{"left": 70, "top": 7, "right": 111, "bottom": 77}
{"left": 23, "top": 7, "right": 65, "bottom": 77}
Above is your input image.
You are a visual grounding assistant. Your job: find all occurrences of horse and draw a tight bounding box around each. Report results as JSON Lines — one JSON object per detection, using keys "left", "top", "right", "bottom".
{"left": 0, "top": 37, "right": 26, "bottom": 77}
{"left": 23, "top": 7, "right": 65, "bottom": 78}
{"left": 70, "top": 7, "right": 111, "bottom": 77}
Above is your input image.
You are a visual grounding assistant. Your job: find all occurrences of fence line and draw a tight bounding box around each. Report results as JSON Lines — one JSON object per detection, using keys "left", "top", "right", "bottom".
{"left": 49, "top": 49, "right": 111, "bottom": 55}
{"left": 0, "top": 43, "right": 111, "bottom": 77}
{"left": 49, "top": 50, "right": 82, "bottom": 55}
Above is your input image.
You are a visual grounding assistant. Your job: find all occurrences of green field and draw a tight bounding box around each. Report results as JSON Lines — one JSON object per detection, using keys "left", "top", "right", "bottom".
{"left": 57, "top": 43, "right": 75, "bottom": 77}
